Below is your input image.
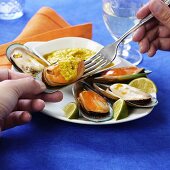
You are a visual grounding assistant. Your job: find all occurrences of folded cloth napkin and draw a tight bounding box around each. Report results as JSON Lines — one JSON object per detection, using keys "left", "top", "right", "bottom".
{"left": 0, "top": 7, "right": 92, "bottom": 69}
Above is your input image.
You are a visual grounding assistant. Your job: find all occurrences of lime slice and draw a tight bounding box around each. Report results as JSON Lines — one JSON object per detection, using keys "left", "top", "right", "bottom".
{"left": 113, "top": 99, "right": 128, "bottom": 120}
{"left": 129, "top": 77, "right": 157, "bottom": 94}
{"left": 63, "top": 102, "right": 79, "bottom": 119}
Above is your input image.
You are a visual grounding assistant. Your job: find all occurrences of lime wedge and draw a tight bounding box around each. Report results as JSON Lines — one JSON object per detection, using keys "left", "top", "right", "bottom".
{"left": 129, "top": 77, "right": 157, "bottom": 94}
{"left": 63, "top": 102, "right": 79, "bottom": 119}
{"left": 113, "top": 99, "right": 128, "bottom": 120}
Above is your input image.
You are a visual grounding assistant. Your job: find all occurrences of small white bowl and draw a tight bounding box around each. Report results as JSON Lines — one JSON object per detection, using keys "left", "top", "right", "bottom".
{"left": 32, "top": 37, "right": 121, "bottom": 66}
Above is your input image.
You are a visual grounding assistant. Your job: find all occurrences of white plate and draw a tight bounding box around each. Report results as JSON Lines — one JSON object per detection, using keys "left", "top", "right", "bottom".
{"left": 24, "top": 38, "right": 156, "bottom": 125}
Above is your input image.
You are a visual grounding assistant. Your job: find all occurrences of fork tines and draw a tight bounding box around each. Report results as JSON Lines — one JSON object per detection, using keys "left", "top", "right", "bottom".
{"left": 82, "top": 53, "right": 110, "bottom": 78}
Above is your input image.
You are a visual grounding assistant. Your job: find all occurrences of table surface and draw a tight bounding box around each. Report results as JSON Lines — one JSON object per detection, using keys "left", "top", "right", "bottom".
{"left": 1, "top": 0, "right": 170, "bottom": 170}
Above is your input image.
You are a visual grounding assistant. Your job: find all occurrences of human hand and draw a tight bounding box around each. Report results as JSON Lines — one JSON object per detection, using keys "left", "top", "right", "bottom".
{"left": 133, "top": 0, "right": 170, "bottom": 57}
{"left": 0, "top": 69, "right": 63, "bottom": 131}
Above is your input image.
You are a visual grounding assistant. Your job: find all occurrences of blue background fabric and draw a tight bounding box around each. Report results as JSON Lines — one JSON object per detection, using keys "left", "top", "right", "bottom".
{"left": 0, "top": 0, "right": 170, "bottom": 170}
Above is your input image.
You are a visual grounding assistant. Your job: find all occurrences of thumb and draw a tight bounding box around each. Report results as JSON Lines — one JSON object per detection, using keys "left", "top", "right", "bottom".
{"left": 149, "top": 0, "right": 170, "bottom": 29}
{"left": 8, "top": 77, "right": 46, "bottom": 97}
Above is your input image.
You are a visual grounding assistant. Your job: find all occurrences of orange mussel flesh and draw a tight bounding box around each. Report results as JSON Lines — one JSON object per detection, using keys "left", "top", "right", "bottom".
{"left": 92, "top": 66, "right": 146, "bottom": 83}
{"left": 78, "top": 90, "right": 109, "bottom": 117}
{"left": 43, "top": 60, "right": 85, "bottom": 86}
{"left": 102, "top": 66, "right": 143, "bottom": 76}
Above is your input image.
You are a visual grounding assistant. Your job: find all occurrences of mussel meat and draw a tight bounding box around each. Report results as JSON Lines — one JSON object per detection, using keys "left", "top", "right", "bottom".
{"left": 43, "top": 60, "right": 85, "bottom": 86}
{"left": 93, "top": 83, "right": 158, "bottom": 108}
{"left": 6, "top": 43, "right": 49, "bottom": 76}
{"left": 72, "top": 81, "right": 113, "bottom": 122}
{"left": 92, "top": 66, "right": 151, "bottom": 83}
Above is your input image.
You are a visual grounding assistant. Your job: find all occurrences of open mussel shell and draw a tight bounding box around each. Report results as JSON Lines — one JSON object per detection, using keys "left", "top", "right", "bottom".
{"left": 6, "top": 43, "right": 49, "bottom": 76}
{"left": 72, "top": 81, "right": 113, "bottom": 122}
{"left": 42, "top": 60, "right": 85, "bottom": 87}
{"left": 92, "top": 66, "right": 152, "bottom": 84}
{"left": 93, "top": 83, "right": 158, "bottom": 108}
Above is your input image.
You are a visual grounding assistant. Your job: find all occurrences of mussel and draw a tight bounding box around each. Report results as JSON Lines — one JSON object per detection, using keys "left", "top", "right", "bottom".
{"left": 93, "top": 83, "right": 158, "bottom": 108}
{"left": 72, "top": 81, "right": 113, "bottom": 122}
{"left": 92, "top": 66, "right": 151, "bottom": 83}
{"left": 42, "top": 60, "right": 85, "bottom": 87}
{"left": 6, "top": 43, "right": 49, "bottom": 76}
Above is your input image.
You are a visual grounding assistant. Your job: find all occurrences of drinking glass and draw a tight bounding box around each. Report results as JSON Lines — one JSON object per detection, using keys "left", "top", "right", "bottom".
{"left": 0, "top": 0, "right": 25, "bottom": 20}
{"left": 102, "top": 0, "right": 147, "bottom": 65}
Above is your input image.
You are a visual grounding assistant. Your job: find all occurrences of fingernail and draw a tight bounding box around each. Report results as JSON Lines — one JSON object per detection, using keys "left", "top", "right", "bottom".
{"left": 37, "top": 80, "right": 46, "bottom": 90}
{"left": 140, "top": 45, "right": 144, "bottom": 53}
{"left": 56, "top": 91, "right": 63, "bottom": 102}
{"left": 132, "top": 31, "right": 137, "bottom": 41}
{"left": 21, "top": 112, "right": 32, "bottom": 122}
{"left": 147, "top": 51, "right": 153, "bottom": 57}
{"left": 147, "top": 52, "right": 152, "bottom": 57}
{"left": 150, "top": 0, "right": 162, "bottom": 14}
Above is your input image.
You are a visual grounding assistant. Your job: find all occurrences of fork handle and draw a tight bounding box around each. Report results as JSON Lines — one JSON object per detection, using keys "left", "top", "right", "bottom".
{"left": 116, "top": 0, "right": 170, "bottom": 44}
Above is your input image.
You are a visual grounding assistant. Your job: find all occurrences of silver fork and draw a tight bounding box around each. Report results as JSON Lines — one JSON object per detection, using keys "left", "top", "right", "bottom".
{"left": 83, "top": 0, "right": 170, "bottom": 78}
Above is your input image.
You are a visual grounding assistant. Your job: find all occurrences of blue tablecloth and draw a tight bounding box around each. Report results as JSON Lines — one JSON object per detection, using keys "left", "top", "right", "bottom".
{"left": 1, "top": 0, "right": 170, "bottom": 170}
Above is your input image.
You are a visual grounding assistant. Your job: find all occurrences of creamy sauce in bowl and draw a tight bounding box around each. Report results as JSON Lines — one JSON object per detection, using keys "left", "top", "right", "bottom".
{"left": 43, "top": 48, "right": 96, "bottom": 65}
{"left": 43, "top": 48, "right": 96, "bottom": 81}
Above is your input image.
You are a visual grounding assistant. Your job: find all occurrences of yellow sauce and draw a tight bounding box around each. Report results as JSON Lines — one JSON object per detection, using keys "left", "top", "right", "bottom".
{"left": 114, "top": 84, "right": 123, "bottom": 90}
{"left": 43, "top": 48, "right": 95, "bottom": 81}
{"left": 58, "top": 56, "right": 80, "bottom": 81}
{"left": 43, "top": 48, "right": 96, "bottom": 65}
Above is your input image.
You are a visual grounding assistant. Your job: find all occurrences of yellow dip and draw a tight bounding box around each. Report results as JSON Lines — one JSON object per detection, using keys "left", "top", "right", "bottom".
{"left": 43, "top": 48, "right": 96, "bottom": 65}
{"left": 43, "top": 48, "right": 96, "bottom": 81}
{"left": 58, "top": 56, "right": 81, "bottom": 81}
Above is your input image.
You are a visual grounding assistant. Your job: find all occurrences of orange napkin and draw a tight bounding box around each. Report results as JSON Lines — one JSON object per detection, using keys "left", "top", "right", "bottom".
{"left": 0, "top": 7, "right": 92, "bottom": 69}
